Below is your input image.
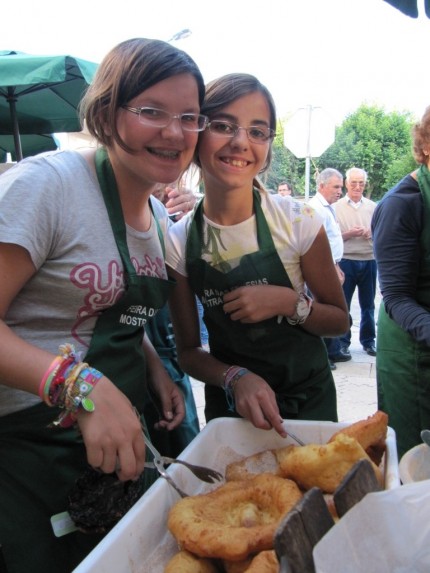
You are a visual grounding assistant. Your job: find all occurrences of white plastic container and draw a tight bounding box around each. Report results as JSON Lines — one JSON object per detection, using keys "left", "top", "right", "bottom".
{"left": 399, "top": 443, "right": 430, "bottom": 484}
{"left": 73, "top": 417, "right": 399, "bottom": 573}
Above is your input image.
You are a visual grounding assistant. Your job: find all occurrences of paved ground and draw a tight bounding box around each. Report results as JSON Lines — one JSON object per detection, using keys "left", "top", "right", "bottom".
{"left": 191, "top": 288, "right": 381, "bottom": 428}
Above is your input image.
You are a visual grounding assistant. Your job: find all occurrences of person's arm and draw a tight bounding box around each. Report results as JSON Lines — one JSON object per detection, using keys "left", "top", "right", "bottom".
{"left": 164, "top": 186, "right": 197, "bottom": 221}
{"left": 372, "top": 188, "right": 430, "bottom": 346}
{"left": 0, "top": 242, "right": 147, "bottom": 482}
{"left": 300, "top": 227, "right": 350, "bottom": 335}
{"left": 167, "top": 267, "right": 287, "bottom": 437}
{"left": 336, "top": 264, "right": 345, "bottom": 284}
{"left": 142, "top": 332, "right": 185, "bottom": 431}
{"left": 341, "top": 226, "right": 366, "bottom": 240}
{"left": 221, "top": 227, "right": 349, "bottom": 337}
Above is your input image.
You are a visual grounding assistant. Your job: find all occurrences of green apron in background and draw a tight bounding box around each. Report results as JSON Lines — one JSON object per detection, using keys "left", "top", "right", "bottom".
{"left": 186, "top": 190, "right": 337, "bottom": 423}
{"left": 377, "top": 164, "right": 430, "bottom": 459}
{"left": 145, "top": 304, "right": 200, "bottom": 457}
{"left": 0, "top": 148, "right": 173, "bottom": 573}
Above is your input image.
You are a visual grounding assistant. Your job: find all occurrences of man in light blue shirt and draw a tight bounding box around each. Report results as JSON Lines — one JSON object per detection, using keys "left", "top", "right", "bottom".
{"left": 309, "top": 168, "right": 350, "bottom": 369}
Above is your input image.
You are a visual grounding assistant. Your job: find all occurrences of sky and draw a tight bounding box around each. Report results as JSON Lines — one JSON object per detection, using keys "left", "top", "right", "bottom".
{"left": 2, "top": 0, "right": 429, "bottom": 130}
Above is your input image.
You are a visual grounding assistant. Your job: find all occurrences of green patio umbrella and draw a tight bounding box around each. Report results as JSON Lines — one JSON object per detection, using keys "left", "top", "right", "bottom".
{"left": 0, "top": 133, "right": 57, "bottom": 163}
{"left": 0, "top": 51, "right": 98, "bottom": 161}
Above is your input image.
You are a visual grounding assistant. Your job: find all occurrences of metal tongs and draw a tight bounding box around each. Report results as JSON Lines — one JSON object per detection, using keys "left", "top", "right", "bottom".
{"left": 282, "top": 421, "right": 305, "bottom": 446}
{"left": 135, "top": 404, "right": 223, "bottom": 497}
{"left": 146, "top": 438, "right": 223, "bottom": 483}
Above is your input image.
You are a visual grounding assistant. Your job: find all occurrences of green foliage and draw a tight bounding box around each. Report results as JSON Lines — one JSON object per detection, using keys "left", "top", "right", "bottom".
{"left": 384, "top": 154, "right": 418, "bottom": 193}
{"left": 264, "top": 122, "right": 306, "bottom": 196}
{"left": 267, "top": 104, "right": 416, "bottom": 200}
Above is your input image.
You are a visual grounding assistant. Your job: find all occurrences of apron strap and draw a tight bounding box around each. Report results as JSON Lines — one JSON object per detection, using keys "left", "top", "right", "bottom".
{"left": 94, "top": 148, "right": 165, "bottom": 275}
{"left": 187, "top": 187, "right": 278, "bottom": 261}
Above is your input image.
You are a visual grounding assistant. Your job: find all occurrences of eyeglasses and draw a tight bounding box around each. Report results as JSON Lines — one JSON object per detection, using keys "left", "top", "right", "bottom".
{"left": 206, "top": 120, "right": 275, "bottom": 144}
{"left": 349, "top": 181, "right": 366, "bottom": 188}
{"left": 122, "top": 106, "right": 209, "bottom": 132}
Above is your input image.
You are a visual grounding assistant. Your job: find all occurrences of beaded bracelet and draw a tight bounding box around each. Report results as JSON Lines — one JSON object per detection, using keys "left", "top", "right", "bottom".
{"left": 51, "top": 366, "right": 103, "bottom": 428}
{"left": 39, "top": 343, "right": 103, "bottom": 428}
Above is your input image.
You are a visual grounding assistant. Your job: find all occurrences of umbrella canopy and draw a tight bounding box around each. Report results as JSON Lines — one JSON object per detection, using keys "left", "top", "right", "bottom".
{"left": 0, "top": 133, "right": 57, "bottom": 163}
{"left": 0, "top": 51, "right": 98, "bottom": 161}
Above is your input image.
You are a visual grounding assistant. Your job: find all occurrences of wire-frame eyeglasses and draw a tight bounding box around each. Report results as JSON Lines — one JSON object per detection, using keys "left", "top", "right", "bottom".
{"left": 122, "top": 106, "right": 208, "bottom": 132}
{"left": 206, "top": 120, "right": 275, "bottom": 144}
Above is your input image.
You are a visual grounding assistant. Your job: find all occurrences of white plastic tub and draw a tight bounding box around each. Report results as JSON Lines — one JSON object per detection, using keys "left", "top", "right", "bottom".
{"left": 399, "top": 443, "right": 430, "bottom": 484}
{"left": 73, "top": 417, "right": 399, "bottom": 573}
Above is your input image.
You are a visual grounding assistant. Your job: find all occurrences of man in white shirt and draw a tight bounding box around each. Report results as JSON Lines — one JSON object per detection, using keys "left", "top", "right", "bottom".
{"left": 309, "top": 168, "right": 350, "bottom": 369}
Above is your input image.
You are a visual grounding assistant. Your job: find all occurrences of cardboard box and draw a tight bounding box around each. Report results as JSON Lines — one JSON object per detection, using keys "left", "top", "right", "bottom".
{"left": 73, "top": 417, "right": 399, "bottom": 573}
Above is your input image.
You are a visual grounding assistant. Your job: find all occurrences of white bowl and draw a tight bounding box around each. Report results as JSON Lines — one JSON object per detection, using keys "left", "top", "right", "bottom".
{"left": 399, "top": 443, "right": 430, "bottom": 484}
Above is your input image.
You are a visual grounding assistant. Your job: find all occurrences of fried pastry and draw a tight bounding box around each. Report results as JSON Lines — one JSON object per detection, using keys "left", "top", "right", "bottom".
{"left": 328, "top": 410, "right": 388, "bottom": 454}
{"left": 223, "top": 550, "right": 278, "bottom": 572}
{"left": 225, "top": 449, "right": 286, "bottom": 481}
{"left": 167, "top": 473, "right": 302, "bottom": 561}
{"left": 164, "top": 550, "right": 220, "bottom": 573}
{"left": 276, "top": 433, "right": 383, "bottom": 493}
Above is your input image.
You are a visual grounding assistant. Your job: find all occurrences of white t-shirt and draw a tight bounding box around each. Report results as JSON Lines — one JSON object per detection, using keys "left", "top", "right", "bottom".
{"left": 308, "top": 192, "right": 343, "bottom": 263}
{"left": 167, "top": 190, "right": 323, "bottom": 294}
{"left": 0, "top": 150, "right": 169, "bottom": 415}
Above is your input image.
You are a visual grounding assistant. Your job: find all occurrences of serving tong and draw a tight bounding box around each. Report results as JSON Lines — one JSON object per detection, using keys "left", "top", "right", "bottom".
{"left": 134, "top": 404, "right": 223, "bottom": 496}
{"left": 282, "top": 421, "right": 305, "bottom": 446}
{"left": 143, "top": 432, "right": 223, "bottom": 497}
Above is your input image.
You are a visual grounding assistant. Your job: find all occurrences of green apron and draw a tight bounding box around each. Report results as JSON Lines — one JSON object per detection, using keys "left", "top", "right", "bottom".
{"left": 0, "top": 148, "right": 173, "bottom": 573}
{"left": 377, "top": 164, "right": 430, "bottom": 459}
{"left": 145, "top": 304, "right": 200, "bottom": 457}
{"left": 186, "top": 190, "right": 337, "bottom": 423}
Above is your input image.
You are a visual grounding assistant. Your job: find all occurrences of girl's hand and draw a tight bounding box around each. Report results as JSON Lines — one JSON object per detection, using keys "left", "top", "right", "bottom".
{"left": 148, "top": 372, "right": 186, "bottom": 432}
{"left": 76, "top": 378, "right": 146, "bottom": 482}
{"left": 232, "top": 371, "right": 287, "bottom": 437}
{"left": 223, "top": 285, "right": 296, "bottom": 323}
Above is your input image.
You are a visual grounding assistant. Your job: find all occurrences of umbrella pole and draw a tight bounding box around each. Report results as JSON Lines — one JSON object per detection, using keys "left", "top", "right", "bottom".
{"left": 6, "top": 87, "right": 23, "bottom": 162}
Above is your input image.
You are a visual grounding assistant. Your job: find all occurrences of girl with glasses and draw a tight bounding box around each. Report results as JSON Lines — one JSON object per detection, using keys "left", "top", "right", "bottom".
{"left": 0, "top": 38, "right": 205, "bottom": 572}
{"left": 167, "top": 73, "right": 349, "bottom": 436}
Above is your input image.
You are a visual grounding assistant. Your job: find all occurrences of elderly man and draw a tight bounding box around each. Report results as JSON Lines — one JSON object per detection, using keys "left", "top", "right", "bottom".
{"left": 335, "top": 167, "right": 377, "bottom": 356}
{"left": 309, "top": 168, "right": 350, "bottom": 369}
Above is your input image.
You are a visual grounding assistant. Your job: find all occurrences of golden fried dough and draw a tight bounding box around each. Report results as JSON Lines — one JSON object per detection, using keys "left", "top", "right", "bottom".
{"left": 164, "top": 550, "right": 220, "bottom": 573}
{"left": 328, "top": 410, "right": 388, "bottom": 452}
{"left": 276, "top": 433, "right": 383, "bottom": 493}
{"left": 224, "top": 550, "right": 278, "bottom": 573}
{"left": 167, "top": 474, "right": 302, "bottom": 561}
{"left": 225, "top": 449, "right": 285, "bottom": 481}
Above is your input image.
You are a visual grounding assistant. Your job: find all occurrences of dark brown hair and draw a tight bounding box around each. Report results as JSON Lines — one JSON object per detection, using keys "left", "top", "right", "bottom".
{"left": 195, "top": 73, "right": 277, "bottom": 174}
{"left": 80, "top": 38, "right": 205, "bottom": 151}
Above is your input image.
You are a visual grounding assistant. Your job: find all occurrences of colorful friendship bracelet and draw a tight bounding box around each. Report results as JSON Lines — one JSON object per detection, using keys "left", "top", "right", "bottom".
{"left": 52, "top": 366, "right": 103, "bottom": 428}
{"left": 222, "top": 365, "right": 250, "bottom": 412}
{"left": 38, "top": 344, "right": 103, "bottom": 429}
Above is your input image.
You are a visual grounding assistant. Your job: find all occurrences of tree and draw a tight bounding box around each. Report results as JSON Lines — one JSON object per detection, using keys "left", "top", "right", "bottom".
{"left": 316, "top": 105, "right": 415, "bottom": 200}
{"left": 264, "top": 121, "right": 306, "bottom": 196}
